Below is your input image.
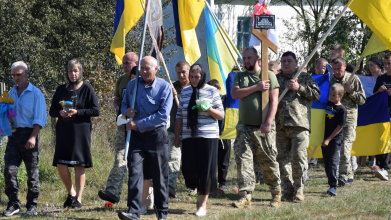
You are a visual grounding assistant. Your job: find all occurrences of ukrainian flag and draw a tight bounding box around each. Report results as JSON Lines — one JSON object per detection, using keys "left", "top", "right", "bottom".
{"left": 220, "top": 72, "right": 239, "bottom": 139}
{"left": 204, "top": 5, "right": 241, "bottom": 95}
{"left": 352, "top": 92, "right": 391, "bottom": 156}
{"left": 307, "top": 73, "right": 330, "bottom": 158}
{"left": 110, "top": 0, "right": 144, "bottom": 65}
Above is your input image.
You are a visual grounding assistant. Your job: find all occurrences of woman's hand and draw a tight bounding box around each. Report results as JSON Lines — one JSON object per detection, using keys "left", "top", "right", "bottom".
{"left": 174, "top": 136, "right": 181, "bottom": 148}
{"left": 59, "top": 110, "right": 70, "bottom": 118}
{"left": 68, "top": 109, "right": 78, "bottom": 117}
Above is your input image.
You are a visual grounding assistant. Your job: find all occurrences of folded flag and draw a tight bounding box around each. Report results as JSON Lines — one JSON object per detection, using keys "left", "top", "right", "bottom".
{"left": 220, "top": 72, "right": 239, "bottom": 139}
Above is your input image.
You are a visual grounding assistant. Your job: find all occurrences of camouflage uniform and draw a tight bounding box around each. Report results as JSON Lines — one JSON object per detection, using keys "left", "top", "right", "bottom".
{"left": 253, "top": 155, "right": 264, "bottom": 184}
{"left": 330, "top": 73, "right": 365, "bottom": 181}
{"left": 276, "top": 70, "right": 320, "bottom": 193}
{"left": 104, "top": 124, "right": 127, "bottom": 198}
{"left": 234, "top": 124, "right": 280, "bottom": 192}
{"left": 168, "top": 81, "right": 187, "bottom": 189}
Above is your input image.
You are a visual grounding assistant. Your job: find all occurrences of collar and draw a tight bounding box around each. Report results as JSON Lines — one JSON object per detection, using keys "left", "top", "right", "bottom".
{"left": 140, "top": 76, "right": 158, "bottom": 88}
{"left": 11, "top": 82, "right": 33, "bottom": 93}
{"left": 331, "top": 73, "right": 346, "bottom": 82}
{"left": 278, "top": 68, "right": 298, "bottom": 79}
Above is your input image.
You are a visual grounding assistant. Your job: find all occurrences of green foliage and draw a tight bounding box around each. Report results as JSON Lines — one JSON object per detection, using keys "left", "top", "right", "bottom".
{"left": 273, "top": 0, "right": 372, "bottom": 70}
{"left": 0, "top": 0, "right": 176, "bottom": 97}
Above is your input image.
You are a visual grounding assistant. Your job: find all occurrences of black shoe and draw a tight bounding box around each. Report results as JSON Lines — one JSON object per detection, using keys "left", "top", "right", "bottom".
{"left": 118, "top": 212, "right": 140, "bottom": 220}
{"left": 3, "top": 202, "right": 20, "bottom": 217}
{"left": 337, "top": 177, "right": 346, "bottom": 187}
{"left": 168, "top": 186, "right": 176, "bottom": 198}
{"left": 99, "top": 190, "right": 120, "bottom": 203}
{"left": 25, "top": 206, "right": 37, "bottom": 217}
{"left": 64, "top": 194, "right": 75, "bottom": 208}
{"left": 71, "top": 197, "right": 82, "bottom": 209}
{"left": 345, "top": 178, "right": 354, "bottom": 185}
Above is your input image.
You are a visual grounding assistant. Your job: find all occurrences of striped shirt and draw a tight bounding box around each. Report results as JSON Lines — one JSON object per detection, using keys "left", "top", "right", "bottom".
{"left": 177, "top": 84, "right": 224, "bottom": 139}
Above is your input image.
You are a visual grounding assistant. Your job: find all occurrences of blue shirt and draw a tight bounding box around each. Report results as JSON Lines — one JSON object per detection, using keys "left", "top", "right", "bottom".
{"left": 9, "top": 82, "right": 47, "bottom": 128}
{"left": 121, "top": 77, "right": 173, "bottom": 133}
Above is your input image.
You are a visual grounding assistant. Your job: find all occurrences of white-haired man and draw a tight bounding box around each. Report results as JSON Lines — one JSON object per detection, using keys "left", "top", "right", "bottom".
{"left": 3, "top": 61, "right": 47, "bottom": 217}
{"left": 118, "top": 56, "right": 172, "bottom": 220}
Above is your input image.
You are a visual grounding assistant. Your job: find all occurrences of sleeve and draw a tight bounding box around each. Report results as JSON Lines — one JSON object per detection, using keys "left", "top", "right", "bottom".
{"left": 212, "top": 87, "right": 224, "bottom": 118}
{"left": 297, "top": 73, "right": 321, "bottom": 101}
{"left": 373, "top": 75, "right": 382, "bottom": 93}
{"left": 49, "top": 86, "right": 62, "bottom": 118}
{"left": 269, "top": 71, "right": 279, "bottom": 90}
{"left": 76, "top": 84, "right": 100, "bottom": 117}
{"left": 176, "top": 88, "right": 185, "bottom": 119}
{"left": 121, "top": 80, "right": 135, "bottom": 116}
{"left": 33, "top": 88, "right": 47, "bottom": 128}
{"left": 232, "top": 72, "right": 240, "bottom": 87}
{"left": 136, "top": 82, "right": 173, "bottom": 132}
{"left": 338, "top": 107, "right": 347, "bottom": 127}
{"left": 114, "top": 77, "right": 121, "bottom": 98}
{"left": 348, "top": 75, "right": 366, "bottom": 105}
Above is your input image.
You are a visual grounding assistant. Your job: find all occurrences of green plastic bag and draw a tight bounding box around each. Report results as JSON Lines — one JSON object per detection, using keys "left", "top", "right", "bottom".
{"left": 192, "top": 100, "right": 214, "bottom": 111}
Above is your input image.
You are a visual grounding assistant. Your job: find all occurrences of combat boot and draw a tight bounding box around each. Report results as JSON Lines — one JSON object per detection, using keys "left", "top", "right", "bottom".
{"left": 270, "top": 190, "right": 281, "bottom": 207}
{"left": 281, "top": 192, "right": 295, "bottom": 202}
{"left": 294, "top": 190, "right": 304, "bottom": 202}
{"left": 232, "top": 191, "right": 251, "bottom": 208}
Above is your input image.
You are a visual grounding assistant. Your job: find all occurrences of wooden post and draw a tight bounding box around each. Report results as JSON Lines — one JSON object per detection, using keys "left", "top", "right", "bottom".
{"left": 158, "top": 52, "right": 179, "bottom": 106}
{"left": 251, "top": 27, "right": 278, "bottom": 123}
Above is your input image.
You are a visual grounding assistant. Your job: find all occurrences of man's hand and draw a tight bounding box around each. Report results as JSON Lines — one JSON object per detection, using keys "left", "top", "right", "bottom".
{"left": 256, "top": 80, "right": 270, "bottom": 91}
{"left": 287, "top": 79, "right": 300, "bottom": 92}
{"left": 378, "top": 85, "right": 387, "bottom": 93}
{"left": 344, "top": 83, "right": 352, "bottom": 94}
{"left": 126, "top": 108, "right": 137, "bottom": 118}
{"left": 172, "top": 86, "right": 177, "bottom": 98}
{"left": 126, "top": 121, "right": 138, "bottom": 131}
{"left": 174, "top": 136, "right": 181, "bottom": 148}
{"left": 25, "top": 137, "right": 36, "bottom": 149}
{"left": 260, "top": 123, "right": 271, "bottom": 133}
{"left": 322, "top": 139, "right": 330, "bottom": 147}
{"left": 115, "top": 106, "right": 120, "bottom": 114}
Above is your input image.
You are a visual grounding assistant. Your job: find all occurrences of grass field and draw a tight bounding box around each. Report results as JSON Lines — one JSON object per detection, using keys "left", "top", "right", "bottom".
{"left": 0, "top": 122, "right": 390, "bottom": 220}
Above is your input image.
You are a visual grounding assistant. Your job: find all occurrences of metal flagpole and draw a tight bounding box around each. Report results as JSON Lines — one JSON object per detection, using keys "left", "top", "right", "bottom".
{"left": 123, "top": 0, "right": 151, "bottom": 160}
{"left": 278, "top": 5, "right": 350, "bottom": 102}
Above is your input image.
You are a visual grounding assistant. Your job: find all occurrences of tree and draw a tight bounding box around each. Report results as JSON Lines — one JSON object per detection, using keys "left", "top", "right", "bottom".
{"left": 0, "top": 0, "right": 176, "bottom": 96}
{"left": 273, "top": 0, "right": 371, "bottom": 70}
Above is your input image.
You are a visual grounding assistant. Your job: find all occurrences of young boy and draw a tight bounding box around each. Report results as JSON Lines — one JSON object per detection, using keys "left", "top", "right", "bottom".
{"left": 322, "top": 83, "right": 347, "bottom": 196}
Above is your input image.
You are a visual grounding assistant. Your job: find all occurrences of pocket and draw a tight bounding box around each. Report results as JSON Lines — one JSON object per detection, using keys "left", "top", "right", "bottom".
{"left": 21, "top": 102, "right": 34, "bottom": 119}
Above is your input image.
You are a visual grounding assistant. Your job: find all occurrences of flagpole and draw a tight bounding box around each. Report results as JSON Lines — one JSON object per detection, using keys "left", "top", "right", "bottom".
{"left": 347, "top": 56, "right": 364, "bottom": 84}
{"left": 123, "top": 0, "right": 151, "bottom": 160}
{"left": 278, "top": 5, "right": 350, "bottom": 102}
{"left": 205, "top": 1, "right": 243, "bottom": 71}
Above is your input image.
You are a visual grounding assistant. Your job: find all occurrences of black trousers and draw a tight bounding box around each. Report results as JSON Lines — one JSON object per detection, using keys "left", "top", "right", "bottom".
{"left": 217, "top": 139, "right": 231, "bottom": 186}
{"left": 368, "top": 153, "right": 390, "bottom": 170}
{"left": 321, "top": 140, "right": 341, "bottom": 187}
{"left": 127, "top": 127, "right": 169, "bottom": 219}
{"left": 182, "top": 138, "right": 218, "bottom": 195}
{"left": 4, "top": 128, "right": 39, "bottom": 208}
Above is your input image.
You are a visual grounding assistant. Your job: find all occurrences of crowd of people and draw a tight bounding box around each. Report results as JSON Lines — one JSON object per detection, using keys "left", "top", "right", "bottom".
{"left": 2, "top": 44, "right": 390, "bottom": 220}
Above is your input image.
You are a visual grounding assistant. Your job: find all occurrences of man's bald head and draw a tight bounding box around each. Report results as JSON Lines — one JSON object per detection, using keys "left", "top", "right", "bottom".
{"left": 314, "top": 58, "right": 328, "bottom": 75}
{"left": 268, "top": 61, "right": 279, "bottom": 75}
{"left": 122, "top": 52, "right": 139, "bottom": 75}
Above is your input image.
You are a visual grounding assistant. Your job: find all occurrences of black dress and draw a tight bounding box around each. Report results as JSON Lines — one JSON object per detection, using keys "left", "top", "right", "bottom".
{"left": 49, "top": 83, "right": 100, "bottom": 168}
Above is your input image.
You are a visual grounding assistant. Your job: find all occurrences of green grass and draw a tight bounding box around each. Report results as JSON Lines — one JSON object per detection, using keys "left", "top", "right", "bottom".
{"left": 1, "top": 123, "right": 391, "bottom": 220}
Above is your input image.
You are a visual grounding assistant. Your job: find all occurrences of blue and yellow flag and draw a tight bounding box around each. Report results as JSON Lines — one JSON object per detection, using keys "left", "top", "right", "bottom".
{"left": 352, "top": 92, "right": 391, "bottom": 156}
{"left": 204, "top": 5, "right": 240, "bottom": 95}
{"left": 348, "top": 0, "right": 391, "bottom": 51}
{"left": 220, "top": 72, "right": 239, "bottom": 139}
{"left": 172, "top": 0, "right": 205, "bottom": 65}
{"left": 110, "top": 0, "right": 144, "bottom": 65}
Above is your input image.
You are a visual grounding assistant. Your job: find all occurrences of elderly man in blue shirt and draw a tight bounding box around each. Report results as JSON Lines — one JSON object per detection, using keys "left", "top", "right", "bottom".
{"left": 3, "top": 61, "right": 47, "bottom": 217}
{"left": 118, "top": 56, "right": 173, "bottom": 220}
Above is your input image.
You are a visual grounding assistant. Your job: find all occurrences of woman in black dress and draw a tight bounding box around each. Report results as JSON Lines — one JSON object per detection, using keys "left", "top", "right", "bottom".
{"left": 49, "top": 59, "right": 100, "bottom": 208}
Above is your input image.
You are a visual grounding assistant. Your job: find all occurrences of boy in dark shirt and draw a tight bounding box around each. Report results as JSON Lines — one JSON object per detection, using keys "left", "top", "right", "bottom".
{"left": 322, "top": 83, "right": 347, "bottom": 196}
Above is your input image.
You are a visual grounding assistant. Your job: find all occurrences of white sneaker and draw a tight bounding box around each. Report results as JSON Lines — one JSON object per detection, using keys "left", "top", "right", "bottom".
{"left": 195, "top": 207, "right": 207, "bottom": 217}
{"left": 375, "top": 168, "right": 389, "bottom": 181}
{"left": 146, "top": 187, "right": 154, "bottom": 209}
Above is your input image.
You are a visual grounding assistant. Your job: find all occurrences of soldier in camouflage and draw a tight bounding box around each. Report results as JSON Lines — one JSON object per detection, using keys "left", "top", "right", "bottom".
{"left": 231, "top": 47, "right": 282, "bottom": 208}
{"left": 276, "top": 51, "right": 320, "bottom": 202}
{"left": 330, "top": 57, "right": 365, "bottom": 186}
{"left": 167, "top": 61, "right": 191, "bottom": 197}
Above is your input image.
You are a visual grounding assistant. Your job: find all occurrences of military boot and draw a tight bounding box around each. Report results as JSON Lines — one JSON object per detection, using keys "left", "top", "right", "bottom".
{"left": 270, "top": 190, "right": 281, "bottom": 207}
{"left": 294, "top": 190, "right": 304, "bottom": 202}
{"left": 232, "top": 191, "right": 251, "bottom": 208}
{"left": 281, "top": 192, "right": 295, "bottom": 202}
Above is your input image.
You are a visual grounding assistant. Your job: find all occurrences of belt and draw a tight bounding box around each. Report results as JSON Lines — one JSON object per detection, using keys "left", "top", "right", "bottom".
{"left": 16, "top": 127, "right": 33, "bottom": 131}
{"left": 132, "top": 126, "right": 165, "bottom": 138}
{"left": 243, "top": 124, "right": 260, "bottom": 128}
